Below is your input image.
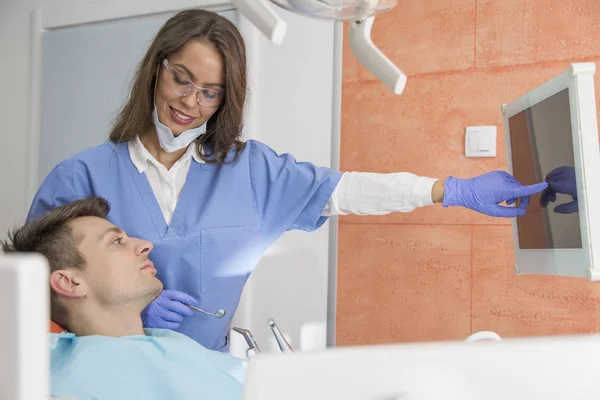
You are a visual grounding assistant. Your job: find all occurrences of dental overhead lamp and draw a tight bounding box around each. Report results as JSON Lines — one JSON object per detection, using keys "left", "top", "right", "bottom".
{"left": 231, "top": 0, "right": 406, "bottom": 94}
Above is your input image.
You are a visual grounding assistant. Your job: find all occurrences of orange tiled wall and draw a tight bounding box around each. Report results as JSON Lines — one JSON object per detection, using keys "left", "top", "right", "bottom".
{"left": 337, "top": 0, "right": 600, "bottom": 346}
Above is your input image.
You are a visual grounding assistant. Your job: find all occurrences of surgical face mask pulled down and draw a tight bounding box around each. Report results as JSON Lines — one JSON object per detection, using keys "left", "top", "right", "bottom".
{"left": 152, "top": 104, "right": 207, "bottom": 153}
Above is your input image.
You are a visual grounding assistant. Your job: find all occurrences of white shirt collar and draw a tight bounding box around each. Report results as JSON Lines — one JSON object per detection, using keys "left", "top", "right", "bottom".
{"left": 128, "top": 136, "right": 204, "bottom": 173}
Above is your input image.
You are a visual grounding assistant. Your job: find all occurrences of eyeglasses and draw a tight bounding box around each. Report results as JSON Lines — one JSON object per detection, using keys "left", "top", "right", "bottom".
{"left": 161, "top": 59, "right": 224, "bottom": 108}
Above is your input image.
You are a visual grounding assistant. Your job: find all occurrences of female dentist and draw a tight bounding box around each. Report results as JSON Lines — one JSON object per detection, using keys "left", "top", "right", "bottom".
{"left": 28, "top": 9, "right": 548, "bottom": 352}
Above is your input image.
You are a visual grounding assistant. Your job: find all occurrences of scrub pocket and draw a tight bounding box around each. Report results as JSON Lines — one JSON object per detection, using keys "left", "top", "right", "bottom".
{"left": 200, "top": 225, "right": 263, "bottom": 294}
{"left": 217, "top": 334, "right": 229, "bottom": 353}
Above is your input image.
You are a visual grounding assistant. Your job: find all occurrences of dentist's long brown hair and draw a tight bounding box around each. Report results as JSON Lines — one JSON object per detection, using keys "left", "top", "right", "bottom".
{"left": 108, "top": 9, "right": 247, "bottom": 164}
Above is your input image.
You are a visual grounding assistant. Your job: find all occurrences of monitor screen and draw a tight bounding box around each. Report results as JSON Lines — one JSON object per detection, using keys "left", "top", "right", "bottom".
{"left": 507, "top": 88, "right": 582, "bottom": 250}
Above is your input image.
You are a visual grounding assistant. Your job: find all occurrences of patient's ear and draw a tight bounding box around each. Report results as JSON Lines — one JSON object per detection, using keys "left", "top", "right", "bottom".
{"left": 50, "top": 270, "right": 86, "bottom": 298}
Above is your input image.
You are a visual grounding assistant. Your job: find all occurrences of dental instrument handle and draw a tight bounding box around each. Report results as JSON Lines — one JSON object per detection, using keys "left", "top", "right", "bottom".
{"left": 267, "top": 318, "right": 293, "bottom": 353}
{"left": 186, "top": 304, "right": 226, "bottom": 318}
{"left": 232, "top": 327, "right": 262, "bottom": 355}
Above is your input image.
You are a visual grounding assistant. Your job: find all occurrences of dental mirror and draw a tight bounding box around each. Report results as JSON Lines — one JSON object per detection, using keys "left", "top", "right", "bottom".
{"left": 187, "top": 304, "right": 226, "bottom": 318}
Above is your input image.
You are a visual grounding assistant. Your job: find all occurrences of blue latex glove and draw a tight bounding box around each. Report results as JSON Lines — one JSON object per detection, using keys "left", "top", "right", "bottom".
{"left": 141, "top": 289, "right": 198, "bottom": 330}
{"left": 539, "top": 166, "right": 578, "bottom": 214}
{"left": 442, "top": 171, "right": 548, "bottom": 218}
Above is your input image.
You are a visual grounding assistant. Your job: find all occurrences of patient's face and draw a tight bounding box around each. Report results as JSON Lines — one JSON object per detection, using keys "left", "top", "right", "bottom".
{"left": 71, "top": 216, "right": 162, "bottom": 308}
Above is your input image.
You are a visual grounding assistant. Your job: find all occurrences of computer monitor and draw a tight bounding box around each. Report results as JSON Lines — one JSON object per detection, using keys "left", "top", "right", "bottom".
{"left": 502, "top": 62, "right": 600, "bottom": 280}
{"left": 0, "top": 254, "right": 49, "bottom": 400}
{"left": 243, "top": 334, "right": 600, "bottom": 400}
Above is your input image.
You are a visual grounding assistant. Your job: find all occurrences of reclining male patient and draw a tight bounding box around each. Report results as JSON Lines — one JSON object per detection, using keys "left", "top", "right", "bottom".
{"left": 1, "top": 197, "right": 246, "bottom": 400}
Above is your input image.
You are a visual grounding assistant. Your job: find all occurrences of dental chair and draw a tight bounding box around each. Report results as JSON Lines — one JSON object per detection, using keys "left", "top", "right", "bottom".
{"left": 50, "top": 321, "right": 63, "bottom": 333}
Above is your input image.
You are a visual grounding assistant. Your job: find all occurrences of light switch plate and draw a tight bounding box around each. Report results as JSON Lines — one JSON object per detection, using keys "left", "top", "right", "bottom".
{"left": 465, "top": 126, "right": 497, "bottom": 157}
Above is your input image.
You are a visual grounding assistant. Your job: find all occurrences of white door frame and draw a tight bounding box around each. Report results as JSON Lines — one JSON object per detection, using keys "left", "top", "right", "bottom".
{"left": 28, "top": 0, "right": 342, "bottom": 348}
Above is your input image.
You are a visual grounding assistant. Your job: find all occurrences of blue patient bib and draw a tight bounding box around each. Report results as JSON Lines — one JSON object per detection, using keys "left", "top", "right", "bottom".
{"left": 50, "top": 329, "right": 247, "bottom": 400}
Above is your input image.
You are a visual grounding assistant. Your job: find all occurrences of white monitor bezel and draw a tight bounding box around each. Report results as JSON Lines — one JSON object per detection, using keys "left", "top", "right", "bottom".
{"left": 502, "top": 62, "right": 600, "bottom": 280}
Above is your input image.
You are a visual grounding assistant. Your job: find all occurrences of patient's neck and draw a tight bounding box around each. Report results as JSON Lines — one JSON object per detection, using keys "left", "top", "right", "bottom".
{"left": 68, "top": 303, "right": 145, "bottom": 337}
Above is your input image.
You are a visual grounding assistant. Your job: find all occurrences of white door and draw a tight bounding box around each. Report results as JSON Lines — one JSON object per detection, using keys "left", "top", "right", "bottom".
{"left": 31, "top": 0, "right": 341, "bottom": 358}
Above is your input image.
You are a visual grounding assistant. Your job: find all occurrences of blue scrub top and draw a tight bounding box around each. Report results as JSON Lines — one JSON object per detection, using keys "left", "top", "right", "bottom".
{"left": 28, "top": 140, "right": 343, "bottom": 351}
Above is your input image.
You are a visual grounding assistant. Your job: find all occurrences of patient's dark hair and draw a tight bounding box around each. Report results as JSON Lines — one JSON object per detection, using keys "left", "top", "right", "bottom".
{"left": 0, "top": 197, "right": 110, "bottom": 330}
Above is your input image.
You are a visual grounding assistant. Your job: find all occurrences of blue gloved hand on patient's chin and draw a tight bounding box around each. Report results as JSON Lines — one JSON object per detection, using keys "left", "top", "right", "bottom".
{"left": 539, "top": 166, "right": 578, "bottom": 214}
{"left": 141, "top": 289, "right": 198, "bottom": 330}
{"left": 442, "top": 171, "right": 548, "bottom": 218}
